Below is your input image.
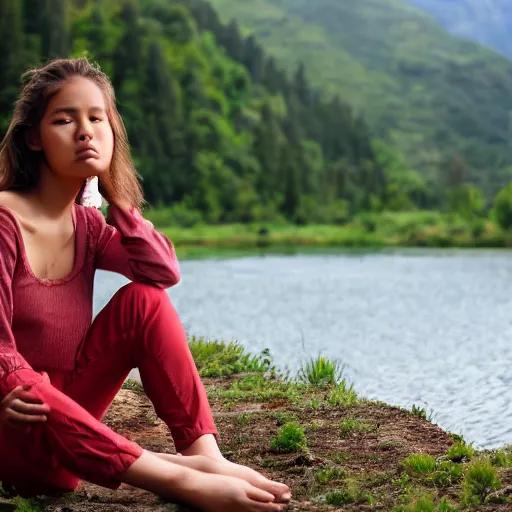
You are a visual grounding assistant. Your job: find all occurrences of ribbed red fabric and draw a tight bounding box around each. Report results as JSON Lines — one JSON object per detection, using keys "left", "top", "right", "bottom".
{"left": 0, "top": 203, "right": 181, "bottom": 381}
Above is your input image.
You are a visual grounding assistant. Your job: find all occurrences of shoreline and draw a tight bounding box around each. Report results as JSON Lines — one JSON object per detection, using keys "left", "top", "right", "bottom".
{"left": 3, "top": 339, "right": 512, "bottom": 511}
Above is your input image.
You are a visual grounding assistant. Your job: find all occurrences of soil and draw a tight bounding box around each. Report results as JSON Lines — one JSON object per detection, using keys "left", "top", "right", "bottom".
{"left": 1, "top": 376, "right": 511, "bottom": 511}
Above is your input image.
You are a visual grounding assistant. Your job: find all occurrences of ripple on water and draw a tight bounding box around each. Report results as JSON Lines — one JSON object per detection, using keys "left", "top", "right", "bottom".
{"left": 94, "top": 249, "right": 512, "bottom": 449}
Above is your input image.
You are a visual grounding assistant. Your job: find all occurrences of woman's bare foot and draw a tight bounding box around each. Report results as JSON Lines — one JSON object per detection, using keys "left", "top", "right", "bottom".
{"left": 122, "top": 450, "right": 285, "bottom": 512}
{"left": 155, "top": 452, "right": 291, "bottom": 503}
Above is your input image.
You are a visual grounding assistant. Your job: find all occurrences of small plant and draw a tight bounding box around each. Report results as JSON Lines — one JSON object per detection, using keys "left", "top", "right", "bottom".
{"left": 13, "top": 497, "right": 41, "bottom": 512}
{"left": 270, "top": 411, "right": 298, "bottom": 426}
{"left": 189, "top": 337, "right": 274, "bottom": 377}
{"left": 379, "top": 440, "right": 403, "bottom": 450}
{"left": 409, "top": 494, "right": 436, "bottom": 512}
{"left": 270, "top": 422, "right": 307, "bottom": 453}
{"left": 327, "top": 381, "right": 358, "bottom": 406}
{"left": 331, "top": 452, "right": 349, "bottom": 464}
{"left": 296, "top": 356, "right": 345, "bottom": 386}
{"left": 324, "top": 482, "right": 373, "bottom": 506}
{"left": 429, "top": 461, "right": 463, "bottom": 488}
{"left": 402, "top": 454, "right": 436, "bottom": 475}
{"left": 314, "top": 466, "right": 345, "bottom": 484}
{"left": 446, "top": 441, "right": 475, "bottom": 462}
{"left": 122, "top": 379, "right": 143, "bottom": 392}
{"left": 339, "top": 418, "right": 372, "bottom": 437}
{"left": 462, "top": 460, "right": 501, "bottom": 505}
{"left": 236, "top": 412, "right": 253, "bottom": 426}
{"left": 490, "top": 449, "right": 512, "bottom": 467}
{"left": 410, "top": 404, "right": 434, "bottom": 422}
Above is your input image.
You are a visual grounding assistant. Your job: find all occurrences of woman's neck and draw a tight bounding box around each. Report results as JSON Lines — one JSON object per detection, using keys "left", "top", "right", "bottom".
{"left": 29, "top": 164, "right": 84, "bottom": 219}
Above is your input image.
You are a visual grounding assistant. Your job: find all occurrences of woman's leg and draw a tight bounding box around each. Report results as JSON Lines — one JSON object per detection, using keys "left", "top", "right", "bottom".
{"left": 66, "top": 282, "right": 289, "bottom": 501}
{"left": 64, "top": 282, "right": 218, "bottom": 451}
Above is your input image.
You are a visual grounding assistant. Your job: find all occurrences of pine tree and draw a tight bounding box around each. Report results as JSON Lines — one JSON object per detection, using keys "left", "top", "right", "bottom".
{"left": 0, "top": 0, "right": 24, "bottom": 127}
{"left": 242, "top": 36, "right": 264, "bottom": 83}
{"left": 40, "top": 0, "right": 70, "bottom": 59}
{"left": 252, "top": 103, "right": 281, "bottom": 201}
{"left": 113, "top": 0, "right": 142, "bottom": 90}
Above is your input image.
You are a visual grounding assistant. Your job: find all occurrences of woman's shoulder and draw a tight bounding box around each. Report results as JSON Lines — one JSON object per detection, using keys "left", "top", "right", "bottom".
{"left": 0, "top": 191, "right": 24, "bottom": 232}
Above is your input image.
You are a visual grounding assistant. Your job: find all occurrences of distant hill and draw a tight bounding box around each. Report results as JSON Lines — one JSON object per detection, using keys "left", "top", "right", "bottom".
{"left": 406, "top": 0, "right": 512, "bottom": 59}
{"left": 207, "top": 0, "right": 512, "bottom": 193}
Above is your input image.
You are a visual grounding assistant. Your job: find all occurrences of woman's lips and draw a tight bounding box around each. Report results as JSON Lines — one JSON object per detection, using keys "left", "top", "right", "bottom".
{"left": 76, "top": 149, "right": 99, "bottom": 160}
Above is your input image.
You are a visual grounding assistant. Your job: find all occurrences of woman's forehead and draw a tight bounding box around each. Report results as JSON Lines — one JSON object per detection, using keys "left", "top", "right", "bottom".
{"left": 46, "top": 76, "right": 107, "bottom": 113}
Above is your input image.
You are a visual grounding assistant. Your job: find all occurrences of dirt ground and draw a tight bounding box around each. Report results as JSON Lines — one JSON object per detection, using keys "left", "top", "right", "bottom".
{"left": 1, "top": 376, "right": 511, "bottom": 511}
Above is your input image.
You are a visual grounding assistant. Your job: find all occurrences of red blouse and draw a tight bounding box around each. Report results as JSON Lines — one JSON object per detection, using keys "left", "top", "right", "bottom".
{"left": 0, "top": 204, "right": 180, "bottom": 398}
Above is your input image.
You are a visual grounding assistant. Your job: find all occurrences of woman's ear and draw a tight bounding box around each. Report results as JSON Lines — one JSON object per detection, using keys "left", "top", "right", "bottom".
{"left": 25, "top": 128, "right": 42, "bottom": 151}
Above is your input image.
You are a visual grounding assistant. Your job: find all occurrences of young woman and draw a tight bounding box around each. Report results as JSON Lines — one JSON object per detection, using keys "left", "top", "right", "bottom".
{"left": 0, "top": 57, "right": 291, "bottom": 511}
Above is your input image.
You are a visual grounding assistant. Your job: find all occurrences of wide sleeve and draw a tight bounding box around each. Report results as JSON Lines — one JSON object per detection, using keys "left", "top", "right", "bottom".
{"left": 0, "top": 215, "right": 42, "bottom": 399}
{"left": 90, "top": 204, "right": 181, "bottom": 289}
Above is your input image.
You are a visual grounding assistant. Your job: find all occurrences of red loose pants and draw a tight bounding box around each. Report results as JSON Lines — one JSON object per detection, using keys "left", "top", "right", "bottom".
{"left": 0, "top": 283, "right": 217, "bottom": 496}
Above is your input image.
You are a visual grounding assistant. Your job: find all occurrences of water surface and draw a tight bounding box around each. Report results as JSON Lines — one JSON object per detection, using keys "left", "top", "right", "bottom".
{"left": 94, "top": 249, "right": 512, "bottom": 449}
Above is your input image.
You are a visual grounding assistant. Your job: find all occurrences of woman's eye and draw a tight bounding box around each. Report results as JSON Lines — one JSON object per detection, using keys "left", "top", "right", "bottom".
{"left": 53, "top": 119, "right": 71, "bottom": 125}
{"left": 90, "top": 116, "right": 102, "bottom": 122}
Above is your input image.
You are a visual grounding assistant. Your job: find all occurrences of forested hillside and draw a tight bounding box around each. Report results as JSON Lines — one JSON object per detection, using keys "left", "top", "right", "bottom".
{"left": 1, "top": 0, "right": 436, "bottom": 225}
{"left": 207, "top": 0, "right": 512, "bottom": 196}
{"left": 407, "top": 0, "right": 512, "bottom": 59}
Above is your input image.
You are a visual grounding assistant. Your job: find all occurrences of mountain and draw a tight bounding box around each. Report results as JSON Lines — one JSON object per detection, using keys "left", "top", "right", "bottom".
{"left": 1, "top": 0, "right": 399, "bottom": 224}
{"left": 206, "top": 0, "right": 512, "bottom": 193}
{"left": 406, "top": 0, "right": 512, "bottom": 59}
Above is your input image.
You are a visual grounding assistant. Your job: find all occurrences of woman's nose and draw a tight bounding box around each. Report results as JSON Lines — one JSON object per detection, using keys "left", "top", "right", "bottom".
{"left": 77, "top": 123, "right": 93, "bottom": 141}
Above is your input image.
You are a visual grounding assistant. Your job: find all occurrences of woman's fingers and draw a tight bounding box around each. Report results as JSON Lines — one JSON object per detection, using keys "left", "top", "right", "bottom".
{"left": 5, "top": 408, "right": 47, "bottom": 424}
{"left": 10, "top": 398, "right": 50, "bottom": 415}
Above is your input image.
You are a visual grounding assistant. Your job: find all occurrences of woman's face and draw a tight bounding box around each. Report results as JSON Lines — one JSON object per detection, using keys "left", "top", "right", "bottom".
{"left": 34, "top": 76, "right": 114, "bottom": 181}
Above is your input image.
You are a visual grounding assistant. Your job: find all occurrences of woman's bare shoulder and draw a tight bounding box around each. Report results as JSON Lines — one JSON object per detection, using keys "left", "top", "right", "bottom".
{"left": 0, "top": 191, "right": 34, "bottom": 223}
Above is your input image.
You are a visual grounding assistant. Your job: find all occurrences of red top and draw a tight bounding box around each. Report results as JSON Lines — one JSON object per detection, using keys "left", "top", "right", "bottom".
{"left": 0, "top": 204, "right": 180, "bottom": 398}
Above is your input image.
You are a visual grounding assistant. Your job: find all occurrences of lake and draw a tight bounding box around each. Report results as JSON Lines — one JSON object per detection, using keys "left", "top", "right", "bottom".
{"left": 94, "top": 248, "right": 512, "bottom": 450}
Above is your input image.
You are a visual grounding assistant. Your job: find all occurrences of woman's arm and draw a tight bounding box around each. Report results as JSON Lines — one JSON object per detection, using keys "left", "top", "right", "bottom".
{"left": 0, "top": 216, "right": 43, "bottom": 400}
{"left": 89, "top": 204, "right": 181, "bottom": 289}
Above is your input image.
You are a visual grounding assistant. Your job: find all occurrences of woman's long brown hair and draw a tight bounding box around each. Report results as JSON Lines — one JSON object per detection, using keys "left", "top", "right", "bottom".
{"left": 0, "top": 57, "right": 144, "bottom": 210}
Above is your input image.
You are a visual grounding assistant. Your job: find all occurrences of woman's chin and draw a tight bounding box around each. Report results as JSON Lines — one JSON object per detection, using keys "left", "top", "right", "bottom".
{"left": 74, "top": 159, "right": 108, "bottom": 176}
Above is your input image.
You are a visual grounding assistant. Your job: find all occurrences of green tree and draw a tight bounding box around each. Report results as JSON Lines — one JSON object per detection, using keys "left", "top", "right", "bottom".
{"left": 447, "top": 184, "right": 485, "bottom": 219}
{"left": 494, "top": 183, "right": 512, "bottom": 230}
{"left": 40, "top": 0, "right": 70, "bottom": 59}
{"left": 0, "top": 0, "right": 24, "bottom": 129}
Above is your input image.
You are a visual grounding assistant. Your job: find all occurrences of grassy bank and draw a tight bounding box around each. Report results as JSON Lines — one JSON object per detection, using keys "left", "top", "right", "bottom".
{"left": 2, "top": 338, "right": 512, "bottom": 511}
{"left": 149, "top": 212, "right": 512, "bottom": 251}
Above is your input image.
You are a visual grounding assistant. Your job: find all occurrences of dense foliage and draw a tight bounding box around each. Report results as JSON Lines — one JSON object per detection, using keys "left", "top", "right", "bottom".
{"left": 1, "top": 0, "right": 511, "bottom": 228}
{"left": 207, "top": 0, "right": 512, "bottom": 198}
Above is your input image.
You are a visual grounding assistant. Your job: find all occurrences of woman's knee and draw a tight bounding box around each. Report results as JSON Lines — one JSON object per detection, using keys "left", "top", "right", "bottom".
{"left": 116, "top": 282, "right": 168, "bottom": 301}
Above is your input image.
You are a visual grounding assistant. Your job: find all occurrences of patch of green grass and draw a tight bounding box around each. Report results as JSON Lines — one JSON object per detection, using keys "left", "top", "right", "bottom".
{"left": 428, "top": 461, "right": 463, "bottom": 488}
{"left": 323, "top": 480, "right": 374, "bottom": 506}
{"left": 490, "top": 448, "right": 512, "bottom": 467}
{"left": 410, "top": 404, "right": 434, "bottom": 422}
{"left": 446, "top": 441, "right": 475, "bottom": 462}
{"left": 214, "top": 374, "right": 299, "bottom": 404}
{"left": 327, "top": 381, "right": 358, "bottom": 407}
{"left": 401, "top": 454, "right": 437, "bottom": 475}
{"left": 13, "top": 497, "right": 41, "bottom": 512}
{"left": 270, "top": 411, "right": 298, "bottom": 426}
{"left": 339, "top": 418, "right": 373, "bottom": 437}
{"left": 270, "top": 422, "right": 307, "bottom": 453}
{"left": 330, "top": 452, "right": 349, "bottom": 464}
{"left": 296, "top": 356, "right": 346, "bottom": 387}
{"left": 378, "top": 440, "right": 403, "bottom": 450}
{"left": 122, "top": 379, "right": 143, "bottom": 392}
{"left": 235, "top": 412, "right": 254, "bottom": 426}
{"left": 314, "top": 466, "right": 346, "bottom": 484}
{"left": 394, "top": 494, "right": 458, "bottom": 512}
{"left": 189, "top": 337, "right": 274, "bottom": 377}
{"left": 461, "top": 460, "right": 501, "bottom": 505}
